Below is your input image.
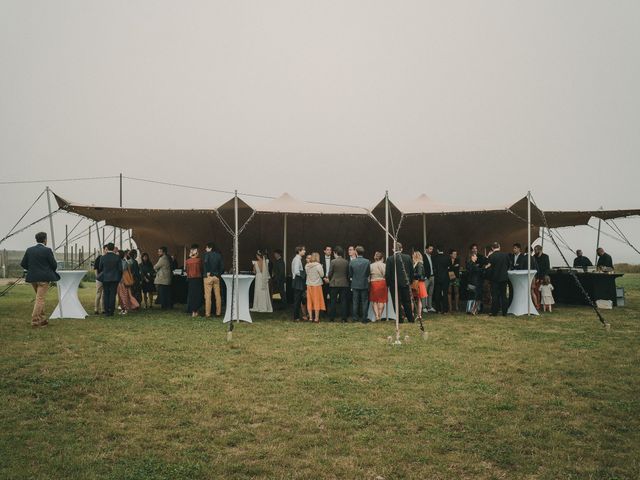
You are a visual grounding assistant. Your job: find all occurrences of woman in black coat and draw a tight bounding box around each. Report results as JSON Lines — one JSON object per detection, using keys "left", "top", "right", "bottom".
{"left": 465, "top": 253, "right": 483, "bottom": 315}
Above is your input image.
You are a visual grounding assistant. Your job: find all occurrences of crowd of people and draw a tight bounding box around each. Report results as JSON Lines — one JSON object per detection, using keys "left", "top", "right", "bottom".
{"left": 93, "top": 242, "right": 225, "bottom": 318}
{"left": 20, "top": 231, "right": 616, "bottom": 327}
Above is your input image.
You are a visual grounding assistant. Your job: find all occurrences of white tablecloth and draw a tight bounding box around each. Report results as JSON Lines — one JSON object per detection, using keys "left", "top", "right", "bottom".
{"left": 367, "top": 290, "right": 396, "bottom": 321}
{"left": 507, "top": 270, "right": 539, "bottom": 316}
{"left": 222, "top": 274, "right": 255, "bottom": 323}
{"left": 50, "top": 270, "right": 88, "bottom": 319}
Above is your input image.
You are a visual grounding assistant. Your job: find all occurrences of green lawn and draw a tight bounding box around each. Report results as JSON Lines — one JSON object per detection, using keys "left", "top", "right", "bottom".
{"left": 1, "top": 276, "right": 639, "bottom": 479}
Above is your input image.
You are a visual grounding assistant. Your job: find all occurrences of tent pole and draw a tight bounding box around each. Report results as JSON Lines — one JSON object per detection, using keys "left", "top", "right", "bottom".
{"left": 385, "top": 191, "right": 389, "bottom": 322}
{"left": 95, "top": 222, "right": 101, "bottom": 249}
{"left": 527, "top": 191, "right": 531, "bottom": 316}
{"left": 234, "top": 190, "right": 239, "bottom": 323}
{"left": 595, "top": 209, "right": 602, "bottom": 264}
{"left": 394, "top": 239, "right": 400, "bottom": 343}
{"left": 283, "top": 213, "right": 288, "bottom": 277}
{"left": 422, "top": 213, "right": 426, "bottom": 250}
{"left": 385, "top": 191, "right": 389, "bottom": 258}
{"left": 119, "top": 173, "right": 123, "bottom": 250}
{"left": 45, "top": 186, "right": 56, "bottom": 250}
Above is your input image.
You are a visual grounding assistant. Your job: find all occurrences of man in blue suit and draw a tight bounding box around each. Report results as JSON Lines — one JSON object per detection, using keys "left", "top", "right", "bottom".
{"left": 348, "top": 246, "right": 371, "bottom": 323}
{"left": 20, "top": 232, "right": 60, "bottom": 327}
{"left": 98, "top": 242, "right": 123, "bottom": 316}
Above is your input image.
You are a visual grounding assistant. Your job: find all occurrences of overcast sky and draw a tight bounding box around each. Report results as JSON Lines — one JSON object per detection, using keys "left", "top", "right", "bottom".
{"left": 1, "top": 1, "right": 639, "bottom": 263}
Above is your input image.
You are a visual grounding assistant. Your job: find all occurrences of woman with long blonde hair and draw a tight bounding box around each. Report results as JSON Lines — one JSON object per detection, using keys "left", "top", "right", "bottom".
{"left": 411, "top": 251, "right": 428, "bottom": 321}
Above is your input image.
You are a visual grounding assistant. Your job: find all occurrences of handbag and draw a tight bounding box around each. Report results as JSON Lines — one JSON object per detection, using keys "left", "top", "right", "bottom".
{"left": 122, "top": 268, "right": 135, "bottom": 287}
{"left": 292, "top": 274, "right": 306, "bottom": 291}
{"left": 410, "top": 280, "right": 420, "bottom": 296}
{"left": 448, "top": 271, "right": 456, "bottom": 281}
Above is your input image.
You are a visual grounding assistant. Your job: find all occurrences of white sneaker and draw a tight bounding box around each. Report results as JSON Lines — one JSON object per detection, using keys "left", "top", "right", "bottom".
{"left": 428, "top": 308, "right": 436, "bottom": 313}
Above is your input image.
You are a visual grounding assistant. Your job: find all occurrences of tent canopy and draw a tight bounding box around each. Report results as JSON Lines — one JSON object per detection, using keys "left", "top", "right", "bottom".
{"left": 53, "top": 190, "right": 639, "bottom": 270}
{"left": 255, "top": 192, "right": 367, "bottom": 215}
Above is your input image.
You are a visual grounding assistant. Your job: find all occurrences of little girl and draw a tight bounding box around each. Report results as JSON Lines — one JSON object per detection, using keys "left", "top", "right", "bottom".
{"left": 539, "top": 275, "right": 555, "bottom": 312}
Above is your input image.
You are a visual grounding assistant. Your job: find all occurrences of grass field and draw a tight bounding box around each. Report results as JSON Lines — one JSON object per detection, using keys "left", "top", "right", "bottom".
{"left": 1, "top": 276, "right": 639, "bottom": 479}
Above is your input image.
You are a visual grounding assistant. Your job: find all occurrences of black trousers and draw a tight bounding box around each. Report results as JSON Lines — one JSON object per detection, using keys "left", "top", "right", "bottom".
{"left": 157, "top": 284, "right": 172, "bottom": 309}
{"left": 293, "top": 288, "right": 304, "bottom": 320}
{"left": 329, "top": 286, "right": 349, "bottom": 320}
{"left": 433, "top": 279, "right": 449, "bottom": 313}
{"left": 491, "top": 280, "right": 508, "bottom": 315}
{"left": 390, "top": 285, "right": 414, "bottom": 323}
{"left": 102, "top": 281, "right": 119, "bottom": 316}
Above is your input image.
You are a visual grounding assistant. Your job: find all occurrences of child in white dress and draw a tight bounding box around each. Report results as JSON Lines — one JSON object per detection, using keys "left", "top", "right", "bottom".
{"left": 539, "top": 275, "right": 555, "bottom": 312}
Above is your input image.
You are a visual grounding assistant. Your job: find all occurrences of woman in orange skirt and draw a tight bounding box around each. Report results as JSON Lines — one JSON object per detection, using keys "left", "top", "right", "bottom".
{"left": 369, "top": 251, "right": 387, "bottom": 321}
{"left": 411, "top": 251, "right": 428, "bottom": 321}
{"left": 305, "top": 252, "right": 326, "bottom": 322}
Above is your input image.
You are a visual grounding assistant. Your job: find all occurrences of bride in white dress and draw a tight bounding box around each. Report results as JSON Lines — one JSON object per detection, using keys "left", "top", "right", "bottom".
{"left": 251, "top": 250, "right": 273, "bottom": 313}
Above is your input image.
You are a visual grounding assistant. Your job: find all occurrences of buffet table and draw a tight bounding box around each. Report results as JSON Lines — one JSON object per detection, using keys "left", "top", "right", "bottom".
{"left": 548, "top": 271, "right": 622, "bottom": 306}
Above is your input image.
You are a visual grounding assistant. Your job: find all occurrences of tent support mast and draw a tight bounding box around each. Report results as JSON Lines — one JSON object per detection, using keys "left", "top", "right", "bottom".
{"left": 283, "top": 213, "right": 288, "bottom": 276}
{"left": 234, "top": 190, "right": 239, "bottom": 323}
{"left": 119, "top": 173, "right": 123, "bottom": 250}
{"left": 595, "top": 207, "right": 602, "bottom": 264}
{"left": 385, "top": 191, "right": 390, "bottom": 322}
{"left": 45, "top": 186, "right": 56, "bottom": 250}
{"left": 527, "top": 191, "right": 531, "bottom": 316}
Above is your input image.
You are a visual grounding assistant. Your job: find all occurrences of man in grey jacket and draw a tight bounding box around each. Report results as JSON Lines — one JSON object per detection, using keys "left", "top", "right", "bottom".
{"left": 349, "top": 246, "right": 371, "bottom": 323}
{"left": 327, "top": 246, "right": 349, "bottom": 322}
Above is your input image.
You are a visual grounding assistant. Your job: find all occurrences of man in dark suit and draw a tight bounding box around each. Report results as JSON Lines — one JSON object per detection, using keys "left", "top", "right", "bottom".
{"left": 432, "top": 246, "right": 450, "bottom": 313}
{"left": 573, "top": 249, "right": 593, "bottom": 270}
{"left": 485, "top": 242, "right": 510, "bottom": 316}
{"left": 20, "top": 232, "right": 60, "bottom": 327}
{"left": 385, "top": 242, "right": 414, "bottom": 323}
{"left": 509, "top": 243, "right": 529, "bottom": 270}
{"left": 93, "top": 245, "right": 108, "bottom": 314}
{"left": 99, "top": 242, "right": 123, "bottom": 316}
{"left": 327, "top": 246, "right": 349, "bottom": 322}
{"left": 349, "top": 246, "right": 371, "bottom": 323}
{"left": 320, "top": 246, "right": 334, "bottom": 318}
{"left": 271, "top": 249, "right": 286, "bottom": 309}
{"left": 596, "top": 247, "right": 614, "bottom": 271}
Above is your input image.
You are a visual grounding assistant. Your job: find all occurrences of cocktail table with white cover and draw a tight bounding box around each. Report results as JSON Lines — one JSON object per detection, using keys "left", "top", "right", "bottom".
{"left": 367, "top": 290, "right": 396, "bottom": 321}
{"left": 507, "top": 270, "right": 539, "bottom": 316}
{"left": 222, "top": 274, "right": 255, "bottom": 323}
{"left": 50, "top": 270, "right": 89, "bottom": 319}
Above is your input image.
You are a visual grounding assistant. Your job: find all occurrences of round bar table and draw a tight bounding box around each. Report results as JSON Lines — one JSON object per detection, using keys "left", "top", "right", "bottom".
{"left": 367, "top": 290, "right": 396, "bottom": 321}
{"left": 507, "top": 270, "right": 539, "bottom": 316}
{"left": 222, "top": 274, "right": 255, "bottom": 323}
{"left": 50, "top": 270, "right": 89, "bottom": 319}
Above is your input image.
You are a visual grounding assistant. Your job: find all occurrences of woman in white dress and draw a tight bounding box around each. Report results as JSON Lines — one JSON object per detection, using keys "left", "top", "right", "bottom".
{"left": 251, "top": 250, "right": 273, "bottom": 313}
